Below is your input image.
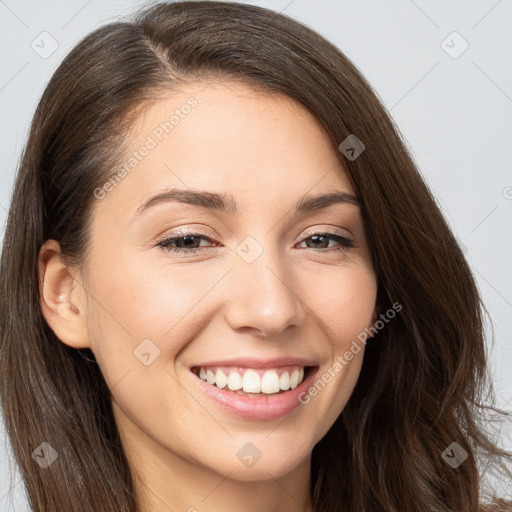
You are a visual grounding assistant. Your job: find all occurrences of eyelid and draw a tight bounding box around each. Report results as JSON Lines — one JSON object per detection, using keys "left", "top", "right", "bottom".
{"left": 301, "top": 225, "right": 353, "bottom": 240}
{"left": 156, "top": 225, "right": 218, "bottom": 240}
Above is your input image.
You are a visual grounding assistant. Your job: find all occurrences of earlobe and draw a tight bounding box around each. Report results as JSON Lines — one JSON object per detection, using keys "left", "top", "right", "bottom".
{"left": 38, "top": 239, "right": 90, "bottom": 349}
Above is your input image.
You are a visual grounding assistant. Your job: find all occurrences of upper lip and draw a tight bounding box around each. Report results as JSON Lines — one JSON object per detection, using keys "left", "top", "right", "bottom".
{"left": 190, "top": 356, "right": 319, "bottom": 369}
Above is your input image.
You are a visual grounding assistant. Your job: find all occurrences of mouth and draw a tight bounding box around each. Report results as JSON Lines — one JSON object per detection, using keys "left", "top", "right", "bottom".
{"left": 189, "top": 363, "right": 320, "bottom": 421}
{"left": 190, "top": 364, "right": 314, "bottom": 397}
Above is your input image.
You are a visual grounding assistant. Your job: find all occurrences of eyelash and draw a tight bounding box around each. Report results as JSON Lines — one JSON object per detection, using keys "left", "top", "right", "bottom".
{"left": 156, "top": 230, "right": 355, "bottom": 255}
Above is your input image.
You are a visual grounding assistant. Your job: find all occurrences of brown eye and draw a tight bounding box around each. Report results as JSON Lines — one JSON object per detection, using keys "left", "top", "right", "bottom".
{"left": 157, "top": 233, "right": 217, "bottom": 254}
{"left": 297, "top": 233, "right": 355, "bottom": 252}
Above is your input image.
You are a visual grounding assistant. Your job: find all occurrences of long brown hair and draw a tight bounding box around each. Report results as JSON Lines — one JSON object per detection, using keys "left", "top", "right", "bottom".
{"left": 1, "top": 2, "right": 510, "bottom": 510}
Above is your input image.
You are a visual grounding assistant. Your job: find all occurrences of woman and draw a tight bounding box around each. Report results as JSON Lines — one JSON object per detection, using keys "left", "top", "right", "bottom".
{"left": 0, "top": 1, "right": 510, "bottom": 511}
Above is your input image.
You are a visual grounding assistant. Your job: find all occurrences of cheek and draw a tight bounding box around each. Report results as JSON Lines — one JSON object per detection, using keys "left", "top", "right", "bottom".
{"left": 307, "top": 261, "right": 378, "bottom": 349}
{"left": 88, "top": 249, "right": 215, "bottom": 343}
{"left": 295, "top": 262, "right": 376, "bottom": 428}
{"left": 84, "top": 250, "right": 236, "bottom": 395}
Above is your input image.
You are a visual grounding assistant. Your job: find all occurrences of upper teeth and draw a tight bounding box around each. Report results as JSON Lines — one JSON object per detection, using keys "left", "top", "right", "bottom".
{"left": 197, "top": 366, "right": 305, "bottom": 394}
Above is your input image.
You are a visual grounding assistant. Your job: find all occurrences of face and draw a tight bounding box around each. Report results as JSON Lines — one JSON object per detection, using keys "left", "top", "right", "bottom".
{"left": 78, "top": 80, "right": 378, "bottom": 482}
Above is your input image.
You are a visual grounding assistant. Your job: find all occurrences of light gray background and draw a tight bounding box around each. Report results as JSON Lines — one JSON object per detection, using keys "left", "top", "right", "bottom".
{"left": 1, "top": 0, "right": 511, "bottom": 509}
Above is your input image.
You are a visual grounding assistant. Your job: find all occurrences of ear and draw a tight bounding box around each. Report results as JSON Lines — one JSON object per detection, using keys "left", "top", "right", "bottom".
{"left": 38, "top": 239, "right": 90, "bottom": 349}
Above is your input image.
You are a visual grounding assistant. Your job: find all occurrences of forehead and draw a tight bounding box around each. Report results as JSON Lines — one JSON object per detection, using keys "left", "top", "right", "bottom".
{"left": 94, "top": 80, "right": 355, "bottom": 219}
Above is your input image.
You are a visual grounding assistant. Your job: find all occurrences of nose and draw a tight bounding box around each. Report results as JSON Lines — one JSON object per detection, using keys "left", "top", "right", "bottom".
{"left": 222, "top": 247, "right": 304, "bottom": 337}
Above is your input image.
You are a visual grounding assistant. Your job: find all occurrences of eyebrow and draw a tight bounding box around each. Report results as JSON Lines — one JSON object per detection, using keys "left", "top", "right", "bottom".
{"left": 130, "top": 188, "right": 360, "bottom": 221}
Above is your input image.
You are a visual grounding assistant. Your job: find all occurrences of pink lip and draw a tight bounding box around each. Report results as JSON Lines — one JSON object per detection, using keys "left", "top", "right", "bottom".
{"left": 190, "top": 365, "right": 320, "bottom": 421}
{"left": 190, "top": 356, "right": 319, "bottom": 369}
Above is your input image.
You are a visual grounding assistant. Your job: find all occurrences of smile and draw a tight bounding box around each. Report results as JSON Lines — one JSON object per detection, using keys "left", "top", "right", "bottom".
{"left": 192, "top": 365, "right": 306, "bottom": 395}
{"left": 189, "top": 364, "right": 319, "bottom": 421}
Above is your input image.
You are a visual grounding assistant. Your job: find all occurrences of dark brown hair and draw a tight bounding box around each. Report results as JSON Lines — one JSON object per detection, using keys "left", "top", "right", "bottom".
{"left": 1, "top": 1, "right": 510, "bottom": 511}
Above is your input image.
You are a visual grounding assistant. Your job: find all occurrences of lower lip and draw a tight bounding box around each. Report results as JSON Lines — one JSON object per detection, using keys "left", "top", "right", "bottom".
{"left": 190, "top": 366, "right": 319, "bottom": 421}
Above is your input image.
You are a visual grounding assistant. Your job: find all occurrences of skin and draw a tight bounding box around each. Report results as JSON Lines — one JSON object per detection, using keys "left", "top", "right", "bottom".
{"left": 39, "top": 80, "right": 378, "bottom": 512}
